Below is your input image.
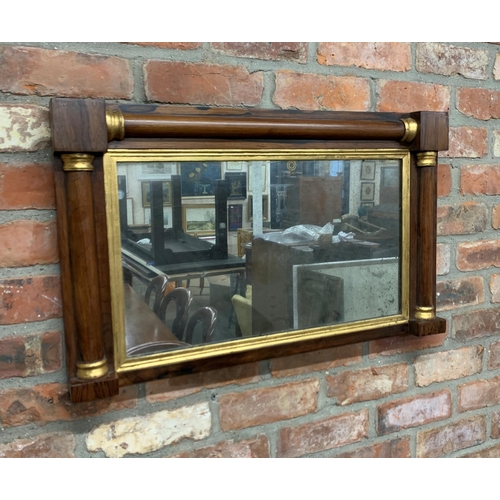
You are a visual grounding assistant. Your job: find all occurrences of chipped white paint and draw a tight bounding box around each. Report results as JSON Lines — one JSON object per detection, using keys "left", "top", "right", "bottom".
{"left": 494, "top": 131, "right": 500, "bottom": 158}
{"left": 86, "top": 402, "right": 211, "bottom": 458}
{"left": 0, "top": 105, "right": 50, "bottom": 151}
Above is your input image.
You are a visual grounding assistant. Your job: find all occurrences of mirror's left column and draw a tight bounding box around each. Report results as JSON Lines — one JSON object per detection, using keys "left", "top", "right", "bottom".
{"left": 50, "top": 98, "right": 120, "bottom": 402}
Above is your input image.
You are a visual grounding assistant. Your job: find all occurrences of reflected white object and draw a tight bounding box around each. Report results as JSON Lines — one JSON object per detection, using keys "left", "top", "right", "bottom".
{"left": 333, "top": 231, "right": 355, "bottom": 243}
{"left": 137, "top": 238, "right": 151, "bottom": 245}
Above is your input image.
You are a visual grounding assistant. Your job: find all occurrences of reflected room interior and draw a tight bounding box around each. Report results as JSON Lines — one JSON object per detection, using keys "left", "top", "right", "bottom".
{"left": 112, "top": 156, "right": 404, "bottom": 358}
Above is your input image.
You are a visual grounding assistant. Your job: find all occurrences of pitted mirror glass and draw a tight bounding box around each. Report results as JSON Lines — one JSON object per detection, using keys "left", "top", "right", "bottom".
{"left": 104, "top": 150, "right": 409, "bottom": 372}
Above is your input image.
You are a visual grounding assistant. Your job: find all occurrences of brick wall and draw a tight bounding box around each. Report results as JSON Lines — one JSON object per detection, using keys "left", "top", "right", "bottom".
{"left": 1, "top": 42, "right": 499, "bottom": 457}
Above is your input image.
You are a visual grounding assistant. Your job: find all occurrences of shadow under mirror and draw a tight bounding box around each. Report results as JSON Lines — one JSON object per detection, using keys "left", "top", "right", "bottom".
{"left": 105, "top": 152, "right": 408, "bottom": 364}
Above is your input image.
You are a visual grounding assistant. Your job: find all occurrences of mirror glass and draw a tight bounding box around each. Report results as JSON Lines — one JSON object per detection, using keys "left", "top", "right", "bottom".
{"left": 105, "top": 151, "right": 409, "bottom": 364}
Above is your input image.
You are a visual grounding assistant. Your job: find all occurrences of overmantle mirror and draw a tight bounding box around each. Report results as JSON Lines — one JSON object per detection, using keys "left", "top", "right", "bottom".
{"left": 50, "top": 99, "right": 448, "bottom": 402}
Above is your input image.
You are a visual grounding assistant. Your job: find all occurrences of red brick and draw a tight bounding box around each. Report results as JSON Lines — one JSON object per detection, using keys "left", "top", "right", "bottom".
{"left": 278, "top": 410, "right": 369, "bottom": 458}
{"left": 0, "top": 432, "right": 75, "bottom": 458}
{"left": 317, "top": 42, "right": 411, "bottom": 72}
{"left": 270, "top": 343, "right": 362, "bottom": 378}
{"left": 212, "top": 42, "right": 307, "bottom": 63}
{"left": 492, "top": 205, "right": 500, "bottom": 229}
{"left": 0, "top": 336, "right": 26, "bottom": 378}
{"left": 443, "top": 127, "right": 488, "bottom": 158}
{"left": 488, "top": 341, "right": 500, "bottom": 370}
{"left": 0, "top": 276, "right": 62, "bottom": 325}
{"left": 453, "top": 308, "right": 500, "bottom": 341}
{"left": 457, "top": 240, "right": 500, "bottom": 271}
{"left": 437, "top": 163, "right": 452, "bottom": 197}
{"left": 416, "top": 43, "right": 489, "bottom": 80}
{"left": 437, "top": 203, "right": 487, "bottom": 236}
{"left": 336, "top": 437, "right": 411, "bottom": 458}
{"left": 0, "top": 163, "right": 55, "bottom": 209}
{"left": 169, "top": 435, "right": 270, "bottom": 458}
{"left": 145, "top": 363, "right": 260, "bottom": 403}
{"left": 417, "top": 416, "right": 486, "bottom": 457}
{"left": 369, "top": 331, "right": 448, "bottom": 358}
{"left": 457, "top": 87, "right": 500, "bottom": 120}
{"left": 492, "top": 410, "right": 500, "bottom": 438}
{"left": 0, "top": 46, "right": 133, "bottom": 99}
{"left": 436, "top": 276, "right": 484, "bottom": 311}
{"left": 376, "top": 80, "right": 449, "bottom": 113}
{"left": 0, "top": 104, "right": 50, "bottom": 152}
{"left": 462, "top": 444, "right": 500, "bottom": 458}
{"left": 414, "top": 346, "right": 483, "bottom": 387}
{"left": 273, "top": 71, "right": 370, "bottom": 111}
{"left": 377, "top": 390, "right": 452, "bottom": 435}
{"left": 459, "top": 374, "right": 500, "bottom": 412}
{"left": 437, "top": 243, "right": 451, "bottom": 276}
{"left": 461, "top": 165, "right": 500, "bottom": 195}
{"left": 0, "top": 220, "right": 58, "bottom": 268}
{"left": 495, "top": 54, "right": 500, "bottom": 80}
{"left": 218, "top": 379, "right": 319, "bottom": 431}
{"left": 0, "top": 330, "right": 62, "bottom": 379}
{"left": 40, "top": 331, "right": 62, "bottom": 373}
{"left": 123, "top": 42, "right": 201, "bottom": 50}
{"left": 144, "top": 61, "right": 263, "bottom": 106}
{"left": 0, "top": 383, "right": 137, "bottom": 427}
{"left": 326, "top": 363, "right": 408, "bottom": 405}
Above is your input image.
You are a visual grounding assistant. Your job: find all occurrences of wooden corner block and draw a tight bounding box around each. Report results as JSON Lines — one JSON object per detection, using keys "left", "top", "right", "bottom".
{"left": 409, "top": 111, "right": 449, "bottom": 152}
{"left": 409, "top": 317, "right": 447, "bottom": 337}
{"left": 69, "top": 375, "right": 120, "bottom": 403}
{"left": 50, "top": 98, "right": 108, "bottom": 153}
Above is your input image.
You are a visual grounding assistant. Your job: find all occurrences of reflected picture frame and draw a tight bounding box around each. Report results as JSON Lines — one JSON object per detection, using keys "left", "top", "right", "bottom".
{"left": 229, "top": 204, "right": 243, "bottom": 231}
{"left": 360, "top": 182, "right": 375, "bottom": 201}
{"left": 248, "top": 194, "right": 269, "bottom": 221}
{"left": 180, "top": 162, "right": 222, "bottom": 197}
{"left": 225, "top": 172, "right": 247, "bottom": 199}
{"left": 141, "top": 181, "right": 172, "bottom": 207}
{"left": 182, "top": 204, "right": 216, "bottom": 235}
{"left": 360, "top": 161, "right": 376, "bottom": 180}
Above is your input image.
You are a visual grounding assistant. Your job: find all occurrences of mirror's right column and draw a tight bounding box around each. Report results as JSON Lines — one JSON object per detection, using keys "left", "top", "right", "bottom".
{"left": 409, "top": 112, "right": 449, "bottom": 336}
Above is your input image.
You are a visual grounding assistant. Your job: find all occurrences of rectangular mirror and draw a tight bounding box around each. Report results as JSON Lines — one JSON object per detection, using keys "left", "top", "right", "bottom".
{"left": 104, "top": 150, "right": 409, "bottom": 372}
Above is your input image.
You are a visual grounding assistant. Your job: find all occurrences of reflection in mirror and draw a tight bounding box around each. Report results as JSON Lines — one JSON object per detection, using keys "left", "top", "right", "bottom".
{"left": 106, "top": 153, "right": 408, "bottom": 360}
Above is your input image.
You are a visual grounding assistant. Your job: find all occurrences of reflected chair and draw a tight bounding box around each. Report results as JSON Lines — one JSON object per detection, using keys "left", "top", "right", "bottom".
{"left": 184, "top": 306, "right": 218, "bottom": 344}
{"left": 126, "top": 340, "right": 188, "bottom": 357}
{"left": 158, "top": 287, "right": 193, "bottom": 340}
{"left": 144, "top": 274, "right": 169, "bottom": 315}
{"left": 231, "top": 285, "right": 252, "bottom": 337}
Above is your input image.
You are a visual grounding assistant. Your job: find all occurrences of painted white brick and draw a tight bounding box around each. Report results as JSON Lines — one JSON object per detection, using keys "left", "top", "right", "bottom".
{"left": 86, "top": 402, "right": 211, "bottom": 458}
{"left": 0, "top": 104, "right": 50, "bottom": 151}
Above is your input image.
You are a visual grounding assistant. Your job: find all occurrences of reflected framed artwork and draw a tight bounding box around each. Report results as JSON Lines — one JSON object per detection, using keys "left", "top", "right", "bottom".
{"left": 229, "top": 204, "right": 243, "bottom": 231}
{"left": 180, "top": 162, "right": 221, "bottom": 197}
{"left": 182, "top": 204, "right": 216, "bottom": 235}
{"left": 225, "top": 172, "right": 247, "bottom": 199}
{"left": 141, "top": 181, "right": 171, "bottom": 207}
{"left": 360, "top": 161, "right": 376, "bottom": 180}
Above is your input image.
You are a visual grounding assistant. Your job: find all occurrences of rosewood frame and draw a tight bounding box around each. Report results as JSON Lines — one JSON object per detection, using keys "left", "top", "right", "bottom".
{"left": 50, "top": 98, "right": 448, "bottom": 403}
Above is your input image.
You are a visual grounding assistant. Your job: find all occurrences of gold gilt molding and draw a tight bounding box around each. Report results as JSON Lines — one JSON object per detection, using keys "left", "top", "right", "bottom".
{"left": 106, "top": 108, "right": 125, "bottom": 142}
{"left": 416, "top": 151, "right": 437, "bottom": 168}
{"left": 61, "top": 153, "right": 95, "bottom": 172}
{"left": 415, "top": 305, "right": 435, "bottom": 320}
{"left": 400, "top": 118, "right": 418, "bottom": 143}
{"left": 77, "top": 358, "right": 108, "bottom": 379}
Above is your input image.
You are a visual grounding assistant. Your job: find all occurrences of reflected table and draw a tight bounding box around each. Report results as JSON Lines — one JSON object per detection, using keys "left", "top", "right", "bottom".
{"left": 123, "top": 284, "right": 189, "bottom": 356}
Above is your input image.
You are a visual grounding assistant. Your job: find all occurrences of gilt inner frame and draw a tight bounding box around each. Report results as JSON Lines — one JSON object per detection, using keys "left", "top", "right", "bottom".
{"left": 104, "top": 148, "right": 411, "bottom": 374}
